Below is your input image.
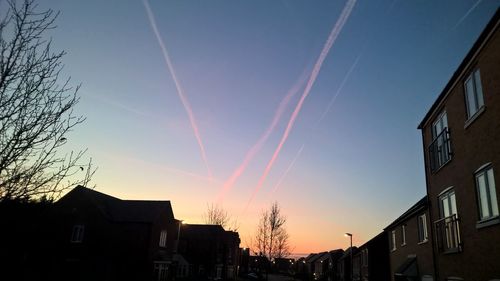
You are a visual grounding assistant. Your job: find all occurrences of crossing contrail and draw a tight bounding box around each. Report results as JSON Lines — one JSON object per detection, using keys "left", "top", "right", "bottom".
{"left": 245, "top": 0, "right": 357, "bottom": 211}
{"left": 216, "top": 71, "right": 308, "bottom": 202}
{"left": 142, "top": 0, "right": 213, "bottom": 179}
{"left": 453, "top": 0, "right": 483, "bottom": 30}
{"left": 270, "top": 144, "right": 305, "bottom": 195}
{"left": 318, "top": 53, "right": 362, "bottom": 123}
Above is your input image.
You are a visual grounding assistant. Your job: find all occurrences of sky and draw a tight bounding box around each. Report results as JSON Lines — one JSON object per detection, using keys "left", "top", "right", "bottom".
{"left": 17, "top": 0, "right": 500, "bottom": 254}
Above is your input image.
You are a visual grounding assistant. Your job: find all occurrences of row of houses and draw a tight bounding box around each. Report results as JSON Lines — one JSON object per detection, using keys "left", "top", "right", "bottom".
{"left": 0, "top": 185, "right": 241, "bottom": 281}
{"left": 292, "top": 8, "right": 500, "bottom": 281}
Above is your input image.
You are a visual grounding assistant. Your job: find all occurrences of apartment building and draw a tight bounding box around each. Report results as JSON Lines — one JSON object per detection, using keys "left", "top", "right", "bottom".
{"left": 418, "top": 8, "right": 500, "bottom": 281}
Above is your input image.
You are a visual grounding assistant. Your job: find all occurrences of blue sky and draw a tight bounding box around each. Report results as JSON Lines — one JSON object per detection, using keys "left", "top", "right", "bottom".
{"left": 24, "top": 0, "right": 500, "bottom": 252}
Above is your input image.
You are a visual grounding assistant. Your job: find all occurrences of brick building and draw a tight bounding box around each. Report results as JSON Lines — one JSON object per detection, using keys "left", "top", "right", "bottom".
{"left": 385, "top": 196, "right": 434, "bottom": 281}
{"left": 418, "top": 8, "right": 500, "bottom": 281}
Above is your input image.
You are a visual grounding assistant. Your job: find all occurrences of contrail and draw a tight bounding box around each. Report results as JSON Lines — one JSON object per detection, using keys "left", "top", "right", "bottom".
{"left": 87, "top": 94, "right": 155, "bottom": 118}
{"left": 453, "top": 0, "right": 483, "bottom": 30}
{"left": 245, "top": 0, "right": 358, "bottom": 211}
{"left": 216, "top": 70, "right": 309, "bottom": 202}
{"left": 142, "top": 0, "right": 213, "bottom": 179}
{"left": 270, "top": 144, "right": 305, "bottom": 195}
{"left": 105, "top": 153, "right": 217, "bottom": 183}
{"left": 318, "top": 53, "right": 362, "bottom": 123}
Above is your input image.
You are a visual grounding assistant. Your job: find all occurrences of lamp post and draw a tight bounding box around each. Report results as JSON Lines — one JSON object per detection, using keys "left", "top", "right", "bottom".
{"left": 345, "top": 233, "right": 353, "bottom": 281}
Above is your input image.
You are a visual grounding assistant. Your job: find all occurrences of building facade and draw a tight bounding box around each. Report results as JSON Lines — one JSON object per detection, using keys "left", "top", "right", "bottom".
{"left": 353, "top": 232, "right": 390, "bottom": 281}
{"left": 385, "top": 197, "right": 434, "bottom": 281}
{"left": 418, "top": 8, "right": 500, "bottom": 281}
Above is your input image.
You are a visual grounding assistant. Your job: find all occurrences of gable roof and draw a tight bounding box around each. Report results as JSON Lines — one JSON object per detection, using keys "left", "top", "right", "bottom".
{"left": 385, "top": 196, "right": 427, "bottom": 230}
{"left": 180, "top": 224, "right": 226, "bottom": 239}
{"left": 57, "top": 185, "right": 175, "bottom": 223}
{"left": 418, "top": 8, "right": 500, "bottom": 129}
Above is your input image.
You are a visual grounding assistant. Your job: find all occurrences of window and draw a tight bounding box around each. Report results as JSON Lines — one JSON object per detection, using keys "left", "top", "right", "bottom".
{"left": 390, "top": 230, "right": 396, "bottom": 251}
{"left": 475, "top": 165, "right": 499, "bottom": 221}
{"left": 159, "top": 230, "right": 167, "bottom": 247}
{"left": 464, "top": 69, "right": 484, "bottom": 119}
{"left": 361, "top": 249, "right": 368, "bottom": 267}
{"left": 70, "top": 224, "right": 85, "bottom": 243}
{"left": 439, "top": 189, "right": 457, "bottom": 218}
{"left": 429, "top": 111, "right": 452, "bottom": 172}
{"left": 435, "top": 189, "right": 461, "bottom": 252}
{"left": 418, "top": 214, "right": 428, "bottom": 243}
{"left": 401, "top": 224, "right": 406, "bottom": 246}
{"left": 154, "top": 262, "right": 169, "bottom": 281}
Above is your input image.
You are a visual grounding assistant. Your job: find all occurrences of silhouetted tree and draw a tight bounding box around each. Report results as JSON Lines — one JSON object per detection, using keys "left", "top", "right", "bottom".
{"left": 203, "top": 203, "right": 239, "bottom": 231}
{"left": 0, "top": 0, "right": 95, "bottom": 201}
{"left": 253, "top": 201, "right": 291, "bottom": 260}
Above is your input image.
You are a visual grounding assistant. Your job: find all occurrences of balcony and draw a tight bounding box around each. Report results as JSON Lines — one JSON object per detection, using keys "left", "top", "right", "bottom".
{"left": 428, "top": 128, "right": 452, "bottom": 172}
{"left": 434, "top": 214, "right": 462, "bottom": 253}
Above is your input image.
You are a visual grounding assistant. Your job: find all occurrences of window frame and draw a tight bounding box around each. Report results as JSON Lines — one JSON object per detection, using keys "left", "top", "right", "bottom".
{"left": 429, "top": 111, "right": 452, "bottom": 172}
{"left": 70, "top": 224, "right": 85, "bottom": 243}
{"left": 390, "top": 230, "right": 396, "bottom": 252}
{"left": 475, "top": 164, "right": 499, "bottom": 222}
{"left": 439, "top": 188, "right": 457, "bottom": 219}
{"left": 159, "top": 230, "right": 167, "bottom": 247}
{"left": 418, "top": 214, "right": 428, "bottom": 243}
{"left": 464, "top": 68, "right": 485, "bottom": 120}
{"left": 401, "top": 224, "right": 406, "bottom": 246}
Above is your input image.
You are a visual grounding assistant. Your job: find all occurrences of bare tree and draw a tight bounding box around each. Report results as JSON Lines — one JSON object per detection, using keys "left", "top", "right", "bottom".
{"left": 253, "top": 201, "right": 291, "bottom": 260}
{"left": 0, "top": 0, "right": 95, "bottom": 202}
{"left": 203, "top": 203, "right": 239, "bottom": 231}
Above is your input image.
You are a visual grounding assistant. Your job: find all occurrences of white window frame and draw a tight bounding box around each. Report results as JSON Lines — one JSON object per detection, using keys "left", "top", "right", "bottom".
{"left": 154, "top": 262, "right": 169, "bottom": 281}
{"left": 159, "top": 230, "right": 167, "bottom": 247}
{"left": 401, "top": 224, "right": 406, "bottom": 246}
{"left": 439, "top": 188, "right": 457, "bottom": 218}
{"left": 418, "top": 214, "right": 428, "bottom": 243}
{"left": 475, "top": 164, "right": 499, "bottom": 221}
{"left": 361, "top": 249, "right": 368, "bottom": 267}
{"left": 432, "top": 111, "right": 448, "bottom": 139}
{"left": 464, "top": 69, "right": 484, "bottom": 119}
{"left": 70, "top": 224, "right": 85, "bottom": 243}
{"left": 390, "top": 230, "right": 396, "bottom": 251}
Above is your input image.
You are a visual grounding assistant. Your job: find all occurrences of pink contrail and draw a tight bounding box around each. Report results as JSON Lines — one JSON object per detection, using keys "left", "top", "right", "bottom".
{"left": 270, "top": 144, "right": 305, "bottom": 195}
{"left": 216, "top": 71, "right": 308, "bottom": 202}
{"left": 142, "top": 0, "right": 213, "bottom": 179}
{"left": 245, "top": 0, "right": 357, "bottom": 210}
{"left": 318, "top": 53, "right": 362, "bottom": 123}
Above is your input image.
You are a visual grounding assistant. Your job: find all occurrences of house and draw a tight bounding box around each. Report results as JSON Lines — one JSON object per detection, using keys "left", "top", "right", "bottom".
{"left": 384, "top": 197, "right": 433, "bottom": 281}
{"left": 352, "top": 232, "right": 390, "bottom": 281}
{"left": 336, "top": 247, "right": 357, "bottom": 281}
{"left": 417, "top": 8, "right": 500, "bottom": 281}
{"left": 304, "top": 252, "right": 326, "bottom": 280}
{"left": 42, "top": 185, "right": 179, "bottom": 281}
{"left": 326, "top": 250, "right": 344, "bottom": 281}
{"left": 177, "top": 224, "right": 240, "bottom": 280}
{"left": 313, "top": 252, "right": 331, "bottom": 280}
{"left": 273, "top": 257, "right": 295, "bottom": 274}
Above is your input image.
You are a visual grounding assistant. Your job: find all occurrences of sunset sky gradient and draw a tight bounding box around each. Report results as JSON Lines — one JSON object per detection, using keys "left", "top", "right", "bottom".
{"left": 21, "top": 0, "right": 500, "bottom": 254}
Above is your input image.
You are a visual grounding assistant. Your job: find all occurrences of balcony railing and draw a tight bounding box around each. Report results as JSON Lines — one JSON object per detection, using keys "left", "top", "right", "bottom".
{"left": 434, "top": 214, "right": 462, "bottom": 253}
{"left": 429, "top": 128, "right": 452, "bottom": 172}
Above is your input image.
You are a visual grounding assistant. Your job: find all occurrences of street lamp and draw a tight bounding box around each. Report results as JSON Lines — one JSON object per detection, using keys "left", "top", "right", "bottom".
{"left": 345, "top": 233, "right": 353, "bottom": 281}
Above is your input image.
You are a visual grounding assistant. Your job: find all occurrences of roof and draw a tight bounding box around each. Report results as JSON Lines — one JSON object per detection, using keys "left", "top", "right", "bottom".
{"left": 418, "top": 8, "right": 500, "bottom": 129}
{"left": 385, "top": 196, "right": 427, "bottom": 230}
{"left": 357, "top": 231, "right": 387, "bottom": 249}
{"left": 316, "top": 252, "right": 331, "bottom": 263}
{"left": 58, "top": 185, "right": 175, "bottom": 222}
{"left": 339, "top": 247, "right": 358, "bottom": 259}
{"left": 181, "top": 224, "right": 225, "bottom": 238}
